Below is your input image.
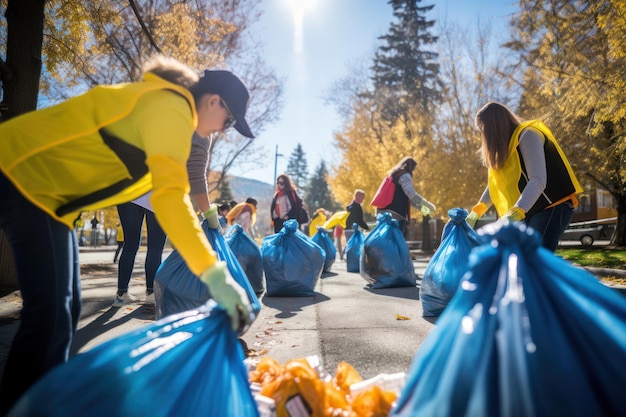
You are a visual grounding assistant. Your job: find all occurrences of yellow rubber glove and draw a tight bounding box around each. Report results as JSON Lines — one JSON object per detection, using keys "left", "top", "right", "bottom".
{"left": 200, "top": 261, "right": 252, "bottom": 331}
{"left": 466, "top": 211, "right": 480, "bottom": 228}
{"left": 421, "top": 200, "right": 436, "bottom": 216}
{"left": 467, "top": 202, "right": 489, "bottom": 228}
{"left": 203, "top": 204, "right": 220, "bottom": 229}
{"left": 505, "top": 206, "right": 526, "bottom": 222}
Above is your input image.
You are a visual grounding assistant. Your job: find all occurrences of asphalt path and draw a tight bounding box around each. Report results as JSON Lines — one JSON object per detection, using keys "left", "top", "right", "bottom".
{"left": 0, "top": 247, "right": 434, "bottom": 382}
{"left": 240, "top": 258, "right": 435, "bottom": 380}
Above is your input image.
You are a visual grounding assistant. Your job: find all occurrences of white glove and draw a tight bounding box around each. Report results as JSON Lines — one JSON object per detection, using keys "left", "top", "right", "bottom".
{"left": 200, "top": 261, "right": 252, "bottom": 331}
{"left": 203, "top": 204, "right": 220, "bottom": 229}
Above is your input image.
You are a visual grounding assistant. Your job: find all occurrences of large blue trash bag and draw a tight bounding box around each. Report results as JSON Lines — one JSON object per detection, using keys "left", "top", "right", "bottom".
{"left": 225, "top": 224, "right": 264, "bottom": 294}
{"left": 420, "top": 208, "right": 481, "bottom": 317}
{"left": 154, "top": 219, "right": 261, "bottom": 320}
{"left": 261, "top": 219, "right": 325, "bottom": 296}
{"left": 345, "top": 223, "right": 364, "bottom": 273}
{"left": 9, "top": 301, "right": 260, "bottom": 417}
{"left": 359, "top": 212, "right": 416, "bottom": 288}
{"left": 391, "top": 221, "right": 626, "bottom": 417}
{"left": 311, "top": 225, "right": 336, "bottom": 273}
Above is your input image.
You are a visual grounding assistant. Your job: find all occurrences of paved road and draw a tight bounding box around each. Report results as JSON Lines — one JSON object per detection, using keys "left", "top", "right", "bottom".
{"left": 241, "top": 257, "right": 435, "bottom": 379}
{"left": 0, "top": 247, "right": 434, "bottom": 382}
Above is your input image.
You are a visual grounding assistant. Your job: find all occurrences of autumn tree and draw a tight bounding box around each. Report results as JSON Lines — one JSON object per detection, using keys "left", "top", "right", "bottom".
{"left": 506, "top": 0, "right": 626, "bottom": 246}
{"left": 428, "top": 18, "right": 515, "bottom": 212}
{"left": 2, "top": 0, "right": 283, "bottom": 194}
{"left": 328, "top": 0, "right": 441, "bottom": 220}
{"left": 285, "top": 143, "right": 309, "bottom": 190}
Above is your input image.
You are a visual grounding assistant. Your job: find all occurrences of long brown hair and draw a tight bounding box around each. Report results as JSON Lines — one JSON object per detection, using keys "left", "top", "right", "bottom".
{"left": 388, "top": 156, "right": 417, "bottom": 177}
{"left": 475, "top": 102, "right": 523, "bottom": 169}
{"left": 274, "top": 174, "right": 295, "bottom": 195}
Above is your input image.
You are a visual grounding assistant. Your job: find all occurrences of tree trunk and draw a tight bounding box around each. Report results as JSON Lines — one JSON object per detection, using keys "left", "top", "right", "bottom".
{"left": 0, "top": 0, "right": 45, "bottom": 288}
{"left": 612, "top": 194, "right": 626, "bottom": 248}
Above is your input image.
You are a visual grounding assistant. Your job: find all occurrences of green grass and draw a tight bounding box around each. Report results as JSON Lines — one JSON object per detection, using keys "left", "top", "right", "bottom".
{"left": 556, "top": 248, "right": 626, "bottom": 269}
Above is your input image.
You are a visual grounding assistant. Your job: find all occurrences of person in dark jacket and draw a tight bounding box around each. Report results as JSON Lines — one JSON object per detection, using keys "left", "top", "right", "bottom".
{"left": 270, "top": 174, "right": 305, "bottom": 233}
{"left": 344, "top": 189, "right": 369, "bottom": 241}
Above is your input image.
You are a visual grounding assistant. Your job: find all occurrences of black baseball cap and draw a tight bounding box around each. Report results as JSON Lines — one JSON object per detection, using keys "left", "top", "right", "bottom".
{"left": 196, "top": 70, "right": 254, "bottom": 138}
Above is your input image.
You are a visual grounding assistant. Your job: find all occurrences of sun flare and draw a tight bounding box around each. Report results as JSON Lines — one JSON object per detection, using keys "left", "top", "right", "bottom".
{"left": 285, "top": 0, "right": 317, "bottom": 54}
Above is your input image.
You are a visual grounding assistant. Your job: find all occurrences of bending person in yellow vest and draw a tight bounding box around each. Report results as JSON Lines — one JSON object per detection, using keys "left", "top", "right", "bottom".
{"left": 466, "top": 102, "right": 583, "bottom": 251}
{"left": 0, "top": 55, "right": 255, "bottom": 412}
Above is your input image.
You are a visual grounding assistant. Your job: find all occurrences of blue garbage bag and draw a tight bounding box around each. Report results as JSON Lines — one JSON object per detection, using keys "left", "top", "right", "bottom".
{"left": 9, "top": 301, "right": 260, "bottom": 417}
{"left": 360, "top": 212, "right": 416, "bottom": 288}
{"left": 154, "top": 219, "right": 261, "bottom": 320}
{"left": 345, "top": 223, "right": 364, "bottom": 273}
{"left": 420, "top": 208, "right": 481, "bottom": 317}
{"left": 261, "top": 219, "right": 325, "bottom": 296}
{"left": 392, "top": 221, "right": 626, "bottom": 417}
{"left": 225, "top": 224, "right": 264, "bottom": 294}
{"left": 311, "top": 226, "right": 336, "bottom": 273}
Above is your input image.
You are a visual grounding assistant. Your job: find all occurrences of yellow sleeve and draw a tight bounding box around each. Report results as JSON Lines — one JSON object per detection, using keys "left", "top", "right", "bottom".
{"left": 148, "top": 154, "right": 217, "bottom": 275}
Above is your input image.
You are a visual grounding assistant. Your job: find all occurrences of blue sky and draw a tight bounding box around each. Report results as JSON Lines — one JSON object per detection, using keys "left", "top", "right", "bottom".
{"left": 232, "top": 0, "right": 516, "bottom": 185}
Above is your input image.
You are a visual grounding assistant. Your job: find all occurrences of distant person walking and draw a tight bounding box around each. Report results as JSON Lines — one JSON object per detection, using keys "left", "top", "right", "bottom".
{"left": 344, "top": 189, "right": 369, "bottom": 241}
{"left": 113, "top": 223, "right": 124, "bottom": 263}
{"left": 90, "top": 214, "right": 99, "bottom": 247}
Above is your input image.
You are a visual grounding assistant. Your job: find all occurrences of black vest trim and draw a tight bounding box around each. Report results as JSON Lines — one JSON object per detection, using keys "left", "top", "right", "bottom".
{"left": 55, "top": 129, "right": 148, "bottom": 216}
{"left": 518, "top": 137, "right": 577, "bottom": 216}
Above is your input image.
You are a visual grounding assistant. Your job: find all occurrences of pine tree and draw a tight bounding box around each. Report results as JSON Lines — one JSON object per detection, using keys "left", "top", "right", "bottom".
{"left": 371, "top": 0, "right": 441, "bottom": 124}
{"left": 216, "top": 177, "right": 234, "bottom": 203}
{"left": 305, "top": 161, "right": 339, "bottom": 213}
{"left": 285, "top": 143, "right": 309, "bottom": 189}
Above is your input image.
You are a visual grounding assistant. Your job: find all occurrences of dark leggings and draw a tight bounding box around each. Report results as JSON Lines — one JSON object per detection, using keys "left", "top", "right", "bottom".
{"left": 525, "top": 200, "right": 574, "bottom": 252}
{"left": 0, "top": 172, "right": 81, "bottom": 413}
{"left": 117, "top": 202, "right": 167, "bottom": 293}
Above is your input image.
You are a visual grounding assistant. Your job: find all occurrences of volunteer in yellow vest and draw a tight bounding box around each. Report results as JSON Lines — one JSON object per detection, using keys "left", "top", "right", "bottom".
{"left": 466, "top": 102, "right": 583, "bottom": 251}
{"left": 308, "top": 208, "right": 328, "bottom": 237}
{"left": 0, "top": 55, "right": 254, "bottom": 412}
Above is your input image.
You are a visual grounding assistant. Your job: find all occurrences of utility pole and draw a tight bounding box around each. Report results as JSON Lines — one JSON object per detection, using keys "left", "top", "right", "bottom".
{"left": 273, "top": 144, "right": 284, "bottom": 184}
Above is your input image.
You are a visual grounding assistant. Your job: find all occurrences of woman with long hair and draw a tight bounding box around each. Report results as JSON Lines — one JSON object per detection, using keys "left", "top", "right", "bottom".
{"left": 270, "top": 174, "right": 304, "bottom": 233}
{"left": 466, "top": 102, "right": 583, "bottom": 251}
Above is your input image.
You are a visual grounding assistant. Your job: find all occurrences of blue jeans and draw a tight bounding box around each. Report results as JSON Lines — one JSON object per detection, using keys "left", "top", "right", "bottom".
{"left": 0, "top": 172, "right": 81, "bottom": 413}
{"left": 117, "top": 202, "right": 167, "bottom": 293}
{"left": 525, "top": 201, "right": 575, "bottom": 252}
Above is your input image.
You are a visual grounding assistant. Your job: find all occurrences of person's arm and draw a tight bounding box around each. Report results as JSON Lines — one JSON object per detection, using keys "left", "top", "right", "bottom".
{"left": 139, "top": 90, "right": 250, "bottom": 331}
{"left": 515, "top": 128, "right": 547, "bottom": 213}
{"left": 396, "top": 172, "right": 436, "bottom": 212}
{"left": 187, "top": 132, "right": 211, "bottom": 213}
